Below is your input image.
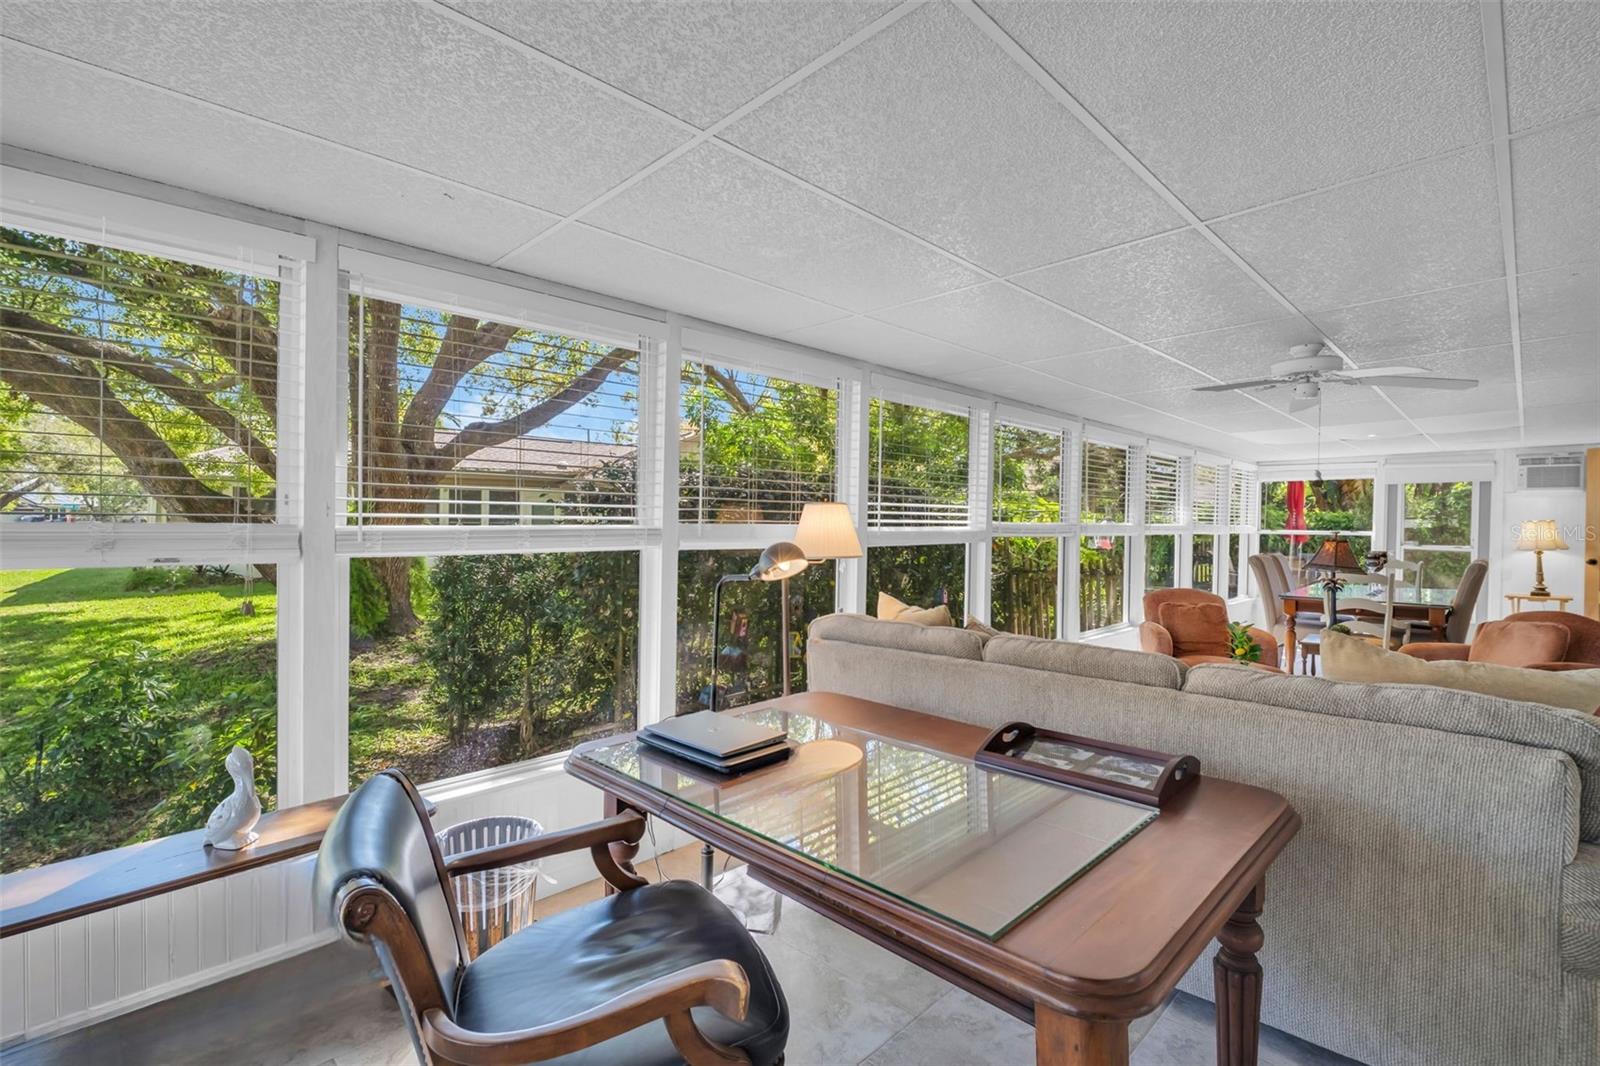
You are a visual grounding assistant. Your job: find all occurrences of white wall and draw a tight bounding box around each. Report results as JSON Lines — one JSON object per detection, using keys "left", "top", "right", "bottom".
{"left": 1497, "top": 484, "right": 1590, "bottom": 611}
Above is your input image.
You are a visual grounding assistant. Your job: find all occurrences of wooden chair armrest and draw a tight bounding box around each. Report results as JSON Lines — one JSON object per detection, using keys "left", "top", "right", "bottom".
{"left": 421, "top": 958, "right": 753, "bottom": 1065}
{"left": 444, "top": 811, "right": 646, "bottom": 878}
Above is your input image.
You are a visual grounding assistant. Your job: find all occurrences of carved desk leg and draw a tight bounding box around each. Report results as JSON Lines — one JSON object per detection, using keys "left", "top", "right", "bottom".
{"left": 603, "top": 791, "right": 643, "bottom": 895}
{"left": 1213, "top": 881, "right": 1265, "bottom": 1066}
{"left": 1035, "top": 1005, "right": 1129, "bottom": 1066}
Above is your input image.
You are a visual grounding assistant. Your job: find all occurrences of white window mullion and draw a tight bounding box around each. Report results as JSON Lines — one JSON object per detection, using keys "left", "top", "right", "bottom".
{"left": 638, "top": 328, "right": 680, "bottom": 727}
{"left": 836, "top": 375, "right": 869, "bottom": 613}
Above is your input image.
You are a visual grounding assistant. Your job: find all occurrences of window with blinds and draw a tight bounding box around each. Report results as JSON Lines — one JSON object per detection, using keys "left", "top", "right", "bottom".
{"left": 1229, "top": 467, "right": 1257, "bottom": 528}
{"left": 1144, "top": 451, "right": 1182, "bottom": 526}
{"left": 1080, "top": 440, "right": 1129, "bottom": 524}
{"left": 868, "top": 397, "right": 968, "bottom": 528}
{"left": 993, "top": 423, "right": 1063, "bottom": 523}
{"left": 1192, "top": 461, "right": 1225, "bottom": 527}
{"left": 345, "top": 289, "right": 640, "bottom": 526}
{"left": 679, "top": 361, "right": 836, "bottom": 524}
{"left": 0, "top": 226, "right": 284, "bottom": 524}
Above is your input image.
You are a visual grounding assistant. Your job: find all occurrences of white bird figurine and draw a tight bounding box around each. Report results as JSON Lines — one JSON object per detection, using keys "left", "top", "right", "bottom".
{"left": 203, "top": 745, "right": 262, "bottom": 851}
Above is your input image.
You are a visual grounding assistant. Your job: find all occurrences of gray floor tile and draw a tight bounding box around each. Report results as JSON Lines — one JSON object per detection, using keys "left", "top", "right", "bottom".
{"left": 860, "top": 986, "right": 1036, "bottom": 1066}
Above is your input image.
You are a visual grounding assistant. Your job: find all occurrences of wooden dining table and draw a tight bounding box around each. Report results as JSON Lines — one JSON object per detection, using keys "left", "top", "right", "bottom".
{"left": 1280, "top": 582, "right": 1455, "bottom": 670}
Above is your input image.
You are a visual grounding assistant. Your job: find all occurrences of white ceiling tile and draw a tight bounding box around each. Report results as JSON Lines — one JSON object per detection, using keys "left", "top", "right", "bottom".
{"left": 0, "top": 47, "right": 556, "bottom": 263}
{"left": 582, "top": 143, "right": 983, "bottom": 313}
{"left": 723, "top": 3, "right": 1178, "bottom": 274}
{"left": 1391, "top": 382, "right": 1521, "bottom": 418}
{"left": 1213, "top": 148, "right": 1503, "bottom": 309}
{"left": 499, "top": 222, "right": 843, "bottom": 335}
{"left": 440, "top": 0, "right": 896, "bottom": 128}
{"left": 1309, "top": 279, "right": 1512, "bottom": 365}
{"left": 1511, "top": 116, "right": 1600, "bottom": 274}
{"left": 1011, "top": 230, "right": 1284, "bottom": 341}
{"left": 1517, "top": 265, "right": 1599, "bottom": 340}
{"left": 1520, "top": 334, "right": 1600, "bottom": 383}
{"left": 1524, "top": 373, "right": 1600, "bottom": 408}
{"left": 1358, "top": 345, "right": 1516, "bottom": 384}
{"left": 1118, "top": 387, "right": 1300, "bottom": 431}
{"left": 1503, "top": 0, "right": 1600, "bottom": 131}
{"left": 1149, "top": 317, "right": 1324, "bottom": 384}
{"left": 1520, "top": 401, "right": 1600, "bottom": 445}
{"left": 1029, "top": 344, "right": 1213, "bottom": 393}
{"left": 871, "top": 283, "right": 1124, "bottom": 363}
{"left": 0, "top": 0, "right": 685, "bottom": 214}
{"left": 779, "top": 316, "right": 996, "bottom": 378}
{"left": 982, "top": 0, "right": 1491, "bottom": 217}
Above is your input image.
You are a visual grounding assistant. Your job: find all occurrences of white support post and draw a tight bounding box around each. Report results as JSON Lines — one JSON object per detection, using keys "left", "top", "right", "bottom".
{"left": 638, "top": 325, "right": 682, "bottom": 726}
{"left": 966, "top": 404, "right": 994, "bottom": 623}
{"left": 836, "top": 376, "right": 870, "bottom": 614}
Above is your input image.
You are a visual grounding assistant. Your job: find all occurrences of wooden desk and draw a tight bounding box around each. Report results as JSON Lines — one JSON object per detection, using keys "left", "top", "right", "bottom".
{"left": 1281, "top": 584, "right": 1453, "bottom": 673}
{"left": 568, "top": 692, "right": 1299, "bottom": 1066}
{"left": 1505, "top": 593, "right": 1575, "bottom": 613}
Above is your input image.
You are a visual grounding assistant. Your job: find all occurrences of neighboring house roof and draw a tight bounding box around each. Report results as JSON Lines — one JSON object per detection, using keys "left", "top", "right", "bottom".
{"left": 436, "top": 432, "right": 634, "bottom": 477}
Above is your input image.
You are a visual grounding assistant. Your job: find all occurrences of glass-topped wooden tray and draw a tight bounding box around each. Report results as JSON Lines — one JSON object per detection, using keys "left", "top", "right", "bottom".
{"left": 975, "top": 722, "right": 1200, "bottom": 808}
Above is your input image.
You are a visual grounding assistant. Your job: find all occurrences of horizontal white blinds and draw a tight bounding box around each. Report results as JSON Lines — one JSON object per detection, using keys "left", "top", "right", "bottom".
{"left": 1144, "top": 451, "right": 1182, "bottom": 526}
{"left": 679, "top": 360, "right": 836, "bottom": 524}
{"left": 1080, "top": 440, "right": 1129, "bottom": 524}
{"left": 993, "top": 422, "right": 1064, "bottom": 523}
{"left": 0, "top": 226, "right": 292, "bottom": 527}
{"left": 344, "top": 281, "right": 641, "bottom": 527}
{"left": 868, "top": 397, "right": 969, "bottom": 528}
{"left": 1229, "top": 467, "right": 1257, "bottom": 528}
{"left": 1192, "top": 461, "right": 1225, "bottom": 527}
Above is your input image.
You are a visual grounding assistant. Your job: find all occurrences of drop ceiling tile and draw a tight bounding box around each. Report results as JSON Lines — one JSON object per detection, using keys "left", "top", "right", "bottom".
{"left": 1213, "top": 148, "right": 1503, "bottom": 309}
{"left": 871, "top": 284, "right": 1125, "bottom": 363}
{"left": 1011, "top": 230, "right": 1284, "bottom": 341}
{"left": 1120, "top": 387, "right": 1299, "bottom": 431}
{"left": 1392, "top": 382, "right": 1521, "bottom": 418}
{"left": 724, "top": 3, "right": 1177, "bottom": 274}
{"left": 1, "top": 1, "right": 686, "bottom": 214}
{"left": 0, "top": 46, "right": 557, "bottom": 264}
{"left": 1503, "top": 0, "right": 1600, "bottom": 131}
{"left": 1309, "top": 279, "right": 1512, "bottom": 365}
{"left": 441, "top": 0, "right": 896, "bottom": 127}
{"left": 499, "top": 223, "right": 843, "bottom": 335}
{"left": 1511, "top": 116, "right": 1600, "bottom": 274}
{"left": 982, "top": 0, "right": 1490, "bottom": 217}
{"left": 1517, "top": 265, "right": 1599, "bottom": 340}
{"left": 1524, "top": 373, "right": 1600, "bottom": 408}
{"left": 1363, "top": 345, "right": 1516, "bottom": 384}
{"left": 1150, "top": 317, "right": 1323, "bottom": 384}
{"left": 779, "top": 317, "right": 996, "bottom": 378}
{"left": 1520, "top": 401, "right": 1600, "bottom": 445}
{"left": 1029, "top": 344, "right": 1212, "bottom": 393}
{"left": 583, "top": 143, "right": 983, "bottom": 313}
{"left": 1520, "top": 334, "right": 1600, "bottom": 383}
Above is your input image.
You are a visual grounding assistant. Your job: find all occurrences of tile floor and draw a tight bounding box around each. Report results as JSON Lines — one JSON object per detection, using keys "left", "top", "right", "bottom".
{"left": 4, "top": 848, "right": 1361, "bottom": 1066}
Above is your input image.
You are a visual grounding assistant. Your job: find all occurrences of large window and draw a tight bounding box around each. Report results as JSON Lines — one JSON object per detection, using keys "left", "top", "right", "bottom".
{"left": 675, "top": 551, "right": 836, "bottom": 714}
{"left": 1259, "top": 478, "right": 1374, "bottom": 566}
{"left": 1192, "top": 535, "right": 1216, "bottom": 593}
{"left": 1144, "top": 451, "right": 1182, "bottom": 526}
{"left": 867, "top": 543, "right": 965, "bottom": 618}
{"left": 992, "top": 536, "right": 1058, "bottom": 637}
{"left": 994, "top": 423, "right": 1063, "bottom": 523}
{"left": 1080, "top": 441, "right": 1130, "bottom": 524}
{"left": 0, "top": 566, "right": 277, "bottom": 872}
{"left": 1192, "top": 462, "right": 1225, "bottom": 528}
{"left": 1399, "top": 481, "right": 1474, "bottom": 589}
{"left": 348, "top": 551, "right": 639, "bottom": 788}
{"left": 1145, "top": 534, "right": 1176, "bottom": 593}
{"left": 679, "top": 362, "right": 835, "bottom": 524}
{"left": 1078, "top": 535, "right": 1126, "bottom": 632}
{"left": 868, "top": 398, "right": 968, "bottom": 528}
{"left": 345, "top": 289, "right": 640, "bottom": 530}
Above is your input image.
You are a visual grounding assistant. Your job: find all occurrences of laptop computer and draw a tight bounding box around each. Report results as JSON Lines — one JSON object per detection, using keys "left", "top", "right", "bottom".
{"left": 640, "top": 710, "right": 787, "bottom": 759}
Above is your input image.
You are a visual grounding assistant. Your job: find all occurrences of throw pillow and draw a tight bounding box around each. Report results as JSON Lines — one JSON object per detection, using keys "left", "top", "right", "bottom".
{"left": 1322, "top": 630, "right": 1600, "bottom": 714}
{"left": 1467, "top": 620, "right": 1570, "bottom": 668}
{"left": 965, "top": 615, "right": 1000, "bottom": 637}
{"left": 875, "top": 592, "right": 951, "bottom": 627}
{"left": 1157, "top": 601, "right": 1232, "bottom": 658}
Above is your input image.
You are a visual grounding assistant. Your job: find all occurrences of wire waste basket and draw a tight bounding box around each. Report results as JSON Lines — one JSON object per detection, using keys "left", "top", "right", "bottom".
{"left": 435, "top": 815, "right": 548, "bottom": 958}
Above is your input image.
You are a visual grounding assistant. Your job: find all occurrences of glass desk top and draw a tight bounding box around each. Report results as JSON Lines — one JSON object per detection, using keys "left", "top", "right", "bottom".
{"left": 1287, "top": 582, "right": 1455, "bottom": 606}
{"left": 574, "top": 708, "right": 1156, "bottom": 940}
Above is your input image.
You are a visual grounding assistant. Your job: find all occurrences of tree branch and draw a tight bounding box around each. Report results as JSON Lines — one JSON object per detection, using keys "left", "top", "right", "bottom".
{"left": 0, "top": 477, "right": 42, "bottom": 511}
{"left": 399, "top": 316, "right": 520, "bottom": 450}
{"left": 702, "top": 366, "right": 755, "bottom": 414}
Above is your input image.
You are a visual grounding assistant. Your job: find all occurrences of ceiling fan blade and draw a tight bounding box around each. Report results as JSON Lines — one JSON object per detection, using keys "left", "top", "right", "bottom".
{"left": 1359, "top": 375, "right": 1479, "bottom": 390}
{"left": 1288, "top": 392, "right": 1320, "bottom": 413}
{"left": 1192, "top": 378, "right": 1282, "bottom": 392}
{"left": 1337, "top": 366, "right": 1427, "bottom": 379}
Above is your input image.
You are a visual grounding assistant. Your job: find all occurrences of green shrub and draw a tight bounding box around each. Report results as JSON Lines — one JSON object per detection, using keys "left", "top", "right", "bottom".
{"left": 349, "top": 558, "right": 389, "bottom": 639}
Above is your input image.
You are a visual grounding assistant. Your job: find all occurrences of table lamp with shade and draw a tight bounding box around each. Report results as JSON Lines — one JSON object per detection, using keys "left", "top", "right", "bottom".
{"left": 1516, "top": 519, "right": 1569, "bottom": 597}
{"left": 1305, "top": 535, "right": 1368, "bottom": 625}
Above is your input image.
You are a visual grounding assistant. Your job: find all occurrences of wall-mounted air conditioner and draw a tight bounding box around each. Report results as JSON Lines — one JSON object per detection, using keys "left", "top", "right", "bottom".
{"left": 1514, "top": 450, "right": 1586, "bottom": 491}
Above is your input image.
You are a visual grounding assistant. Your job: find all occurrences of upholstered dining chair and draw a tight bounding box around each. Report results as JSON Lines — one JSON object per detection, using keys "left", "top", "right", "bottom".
{"left": 1250, "top": 554, "right": 1348, "bottom": 664}
{"left": 1401, "top": 558, "right": 1488, "bottom": 645}
{"left": 314, "top": 769, "right": 789, "bottom": 1066}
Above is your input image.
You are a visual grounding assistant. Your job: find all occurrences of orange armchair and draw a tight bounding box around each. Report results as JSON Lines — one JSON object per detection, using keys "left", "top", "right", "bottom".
{"left": 1139, "top": 588, "right": 1281, "bottom": 672}
{"left": 1400, "top": 611, "right": 1600, "bottom": 672}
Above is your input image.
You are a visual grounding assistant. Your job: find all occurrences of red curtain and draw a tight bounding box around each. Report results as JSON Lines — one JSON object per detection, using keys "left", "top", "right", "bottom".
{"left": 1286, "top": 480, "right": 1307, "bottom": 552}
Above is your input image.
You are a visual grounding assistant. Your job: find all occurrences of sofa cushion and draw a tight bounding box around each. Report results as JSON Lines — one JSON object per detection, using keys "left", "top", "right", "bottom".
{"left": 983, "top": 633, "right": 1184, "bottom": 690}
{"left": 808, "top": 613, "right": 986, "bottom": 661}
{"left": 1158, "top": 601, "right": 1232, "bottom": 659}
{"left": 1184, "top": 646, "right": 1600, "bottom": 840}
{"left": 1323, "top": 629, "right": 1600, "bottom": 713}
{"left": 1468, "top": 619, "right": 1571, "bottom": 668}
{"left": 875, "top": 592, "right": 951, "bottom": 627}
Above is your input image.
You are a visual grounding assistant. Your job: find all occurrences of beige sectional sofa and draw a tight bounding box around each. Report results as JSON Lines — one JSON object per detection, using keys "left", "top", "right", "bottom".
{"left": 806, "top": 613, "right": 1600, "bottom": 1066}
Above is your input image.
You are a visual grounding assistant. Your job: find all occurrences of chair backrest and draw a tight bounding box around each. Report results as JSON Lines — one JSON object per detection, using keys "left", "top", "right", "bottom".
{"left": 313, "top": 770, "right": 467, "bottom": 1032}
{"left": 1143, "top": 587, "right": 1225, "bottom": 626}
{"left": 1250, "top": 554, "right": 1286, "bottom": 626}
{"left": 1266, "top": 552, "right": 1300, "bottom": 590}
{"left": 1447, "top": 559, "right": 1489, "bottom": 642}
{"left": 1505, "top": 609, "right": 1600, "bottom": 665}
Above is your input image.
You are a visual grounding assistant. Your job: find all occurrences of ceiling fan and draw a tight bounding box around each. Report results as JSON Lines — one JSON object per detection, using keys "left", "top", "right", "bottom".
{"left": 1192, "top": 344, "right": 1478, "bottom": 412}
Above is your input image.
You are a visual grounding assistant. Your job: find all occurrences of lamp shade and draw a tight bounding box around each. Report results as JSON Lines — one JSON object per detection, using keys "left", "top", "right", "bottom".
{"left": 1306, "top": 535, "right": 1365, "bottom": 575}
{"left": 1515, "top": 519, "right": 1569, "bottom": 552}
{"left": 750, "top": 541, "right": 810, "bottom": 582}
{"left": 794, "top": 502, "right": 862, "bottom": 560}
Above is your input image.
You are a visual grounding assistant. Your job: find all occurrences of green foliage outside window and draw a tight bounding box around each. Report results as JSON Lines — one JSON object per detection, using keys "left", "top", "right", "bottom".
{"left": 992, "top": 536, "right": 1057, "bottom": 637}
{"left": 994, "top": 425, "right": 1061, "bottom": 523}
{"left": 867, "top": 544, "right": 966, "bottom": 618}
{"left": 869, "top": 399, "right": 969, "bottom": 527}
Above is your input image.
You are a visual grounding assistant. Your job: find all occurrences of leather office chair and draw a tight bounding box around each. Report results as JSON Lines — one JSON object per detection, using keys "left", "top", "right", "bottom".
{"left": 314, "top": 770, "right": 789, "bottom": 1066}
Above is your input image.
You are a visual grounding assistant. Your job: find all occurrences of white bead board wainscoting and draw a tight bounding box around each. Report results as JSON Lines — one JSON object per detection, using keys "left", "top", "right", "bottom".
{"left": 0, "top": 763, "right": 691, "bottom": 1049}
